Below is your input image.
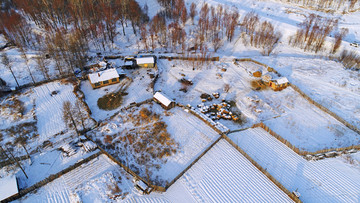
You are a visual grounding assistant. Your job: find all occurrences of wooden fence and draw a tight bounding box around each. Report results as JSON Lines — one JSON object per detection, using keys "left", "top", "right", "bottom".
{"left": 253, "top": 122, "right": 360, "bottom": 157}
{"left": 290, "top": 84, "right": 360, "bottom": 135}
{"left": 159, "top": 56, "right": 220, "bottom": 61}
{"left": 2, "top": 151, "right": 102, "bottom": 203}
{"left": 222, "top": 136, "right": 301, "bottom": 203}
{"left": 165, "top": 136, "right": 223, "bottom": 190}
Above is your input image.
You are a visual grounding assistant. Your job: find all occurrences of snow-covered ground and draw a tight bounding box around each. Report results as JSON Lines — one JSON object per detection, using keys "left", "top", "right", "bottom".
{"left": 81, "top": 67, "right": 155, "bottom": 121}
{"left": 156, "top": 106, "right": 220, "bottom": 182}
{"left": 16, "top": 154, "right": 134, "bottom": 203}
{"left": 229, "top": 127, "right": 360, "bottom": 202}
{"left": 126, "top": 139, "right": 293, "bottom": 202}
{"left": 89, "top": 103, "right": 220, "bottom": 185}
{"left": 32, "top": 81, "right": 78, "bottom": 142}
{"left": 260, "top": 57, "right": 360, "bottom": 129}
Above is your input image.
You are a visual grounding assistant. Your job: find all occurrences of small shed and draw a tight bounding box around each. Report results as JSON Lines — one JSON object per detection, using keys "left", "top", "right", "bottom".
{"left": 88, "top": 68, "right": 120, "bottom": 89}
{"left": 153, "top": 92, "right": 175, "bottom": 110}
{"left": 136, "top": 57, "right": 156, "bottom": 68}
{"left": 269, "top": 77, "right": 289, "bottom": 91}
{"left": 0, "top": 175, "right": 19, "bottom": 201}
{"left": 253, "top": 70, "right": 262, "bottom": 77}
{"left": 123, "top": 56, "right": 135, "bottom": 68}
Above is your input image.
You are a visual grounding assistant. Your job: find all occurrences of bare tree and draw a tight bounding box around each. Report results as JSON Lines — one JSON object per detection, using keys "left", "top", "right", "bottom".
{"left": 63, "top": 101, "right": 79, "bottom": 135}
{"left": 332, "top": 28, "right": 348, "bottom": 54}
{"left": 14, "top": 135, "right": 31, "bottom": 159}
{"left": 19, "top": 47, "right": 36, "bottom": 84}
{"left": 36, "top": 55, "right": 50, "bottom": 80}
{"left": 1, "top": 52, "right": 20, "bottom": 88}
{"left": 190, "top": 3, "right": 197, "bottom": 23}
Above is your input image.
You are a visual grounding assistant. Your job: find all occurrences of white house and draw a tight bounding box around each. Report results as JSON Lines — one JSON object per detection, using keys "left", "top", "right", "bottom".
{"left": 136, "top": 57, "right": 155, "bottom": 68}
{"left": 0, "top": 175, "right": 19, "bottom": 201}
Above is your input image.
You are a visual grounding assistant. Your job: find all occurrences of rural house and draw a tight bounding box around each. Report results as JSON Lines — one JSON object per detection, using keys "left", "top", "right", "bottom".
{"left": 268, "top": 77, "right": 290, "bottom": 91}
{"left": 136, "top": 56, "right": 156, "bottom": 68}
{"left": 153, "top": 92, "right": 175, "bottom": 110}
{"left": 88, "top": 68, "right": 120, "bottom": 89}
{"left": 0, "top": 175, "right": 19, "bottom": 201}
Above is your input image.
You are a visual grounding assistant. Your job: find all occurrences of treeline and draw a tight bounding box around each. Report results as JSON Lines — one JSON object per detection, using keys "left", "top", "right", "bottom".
{"left": 278, "top": 0, "right": 360, "bottom": 12}
{"left": 241, "top": 12, "right": 281, "bottom": 56}
{"left": 289, "top": 14, "right": 359, "bottom": 70}
{"left": 0, "top": 0, "right": 147, "bottom": 81}
{"left": 289, "top": 14, "right": 338, "bottom": 53}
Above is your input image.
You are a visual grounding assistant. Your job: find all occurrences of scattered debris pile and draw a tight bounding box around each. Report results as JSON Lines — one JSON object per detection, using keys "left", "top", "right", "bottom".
{"left": 197, "top": 102, "right": 239, "bottom": 121}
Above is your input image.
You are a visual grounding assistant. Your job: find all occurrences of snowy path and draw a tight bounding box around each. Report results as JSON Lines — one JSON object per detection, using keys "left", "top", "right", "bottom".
{"left": 33, "top": 82, "right": 77, "bottom": 142}
{"left": 229, "top": 128, "right": 360, "bottom": 202}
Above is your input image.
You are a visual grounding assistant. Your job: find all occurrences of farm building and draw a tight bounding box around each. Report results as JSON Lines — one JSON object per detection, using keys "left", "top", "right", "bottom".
{"left": 153, "top": 92, "right": 175, "bottom": 110}
{"left": 268, "top": 77, "right": 290, "bottom": 91}
{"left": 0, "top": 175, "right": 19, "bottom": 201}
{"left": 88, "top": 68, "right": 121, "bottom": 89}
{"left": 123, "top": 56, "right": 135, "bottom": 68}
{"left": 136, "top": 56, "right": 156, "bottom": 68}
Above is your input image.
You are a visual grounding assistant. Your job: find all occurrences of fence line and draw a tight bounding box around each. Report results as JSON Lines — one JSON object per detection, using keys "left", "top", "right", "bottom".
{"left": 165, "top": 136, "right": 223, "bottom": 190}
{"left": 290, "top": 84, "right": 360, "bottom": 135}
{"left": 222, "top": 136, "right": 301, "bottom": 203}
{"left": 158, "top": 56, "right": 220, "bottom": 61}
{"left": 2, "top": 151, "right": 102, "bottom": 203}
{"left": 253, "top": 122, "right": 360, "bottom": 157}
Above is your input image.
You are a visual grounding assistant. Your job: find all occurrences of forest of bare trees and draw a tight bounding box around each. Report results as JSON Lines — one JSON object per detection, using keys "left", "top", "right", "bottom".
{"left": 289, "top": 14, "right": 338, "bottom": 53}
{"left": 277, "top": 0, "right": 360, "bottom": 13}
{"left": 241, "top": 12, "right": 282, "bottom": 56}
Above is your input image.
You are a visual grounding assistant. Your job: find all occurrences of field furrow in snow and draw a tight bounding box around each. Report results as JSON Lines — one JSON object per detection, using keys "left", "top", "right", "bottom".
{"left": 32, "top": 81, "right": 77, "bottom": 142}
{"left": 62, "top": 154, "right": 116, "bottom": 190}
{"left": 176, "top": 139, "right": 293, "bottom": 202}
{"left": 229, "top": 128, "right": 360, "bottom": 202}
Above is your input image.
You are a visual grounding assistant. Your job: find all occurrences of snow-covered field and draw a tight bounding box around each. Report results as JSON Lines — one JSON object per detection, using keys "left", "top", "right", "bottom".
{"left": 229, "top": 127, "right": 360, "bottom": 202}
{"left": 127, "top": 139, "right": 293, "bottom": 202}
{"left": 32, "top": 81, "right": 78, "bottom": 142}
{"left": 259, "top": 86, "right": 360, "bottom": 152}
{"left": 16, "top": 154, "right": 134, "bottom": 203}
{"left": 1, "top": 0, "right": 360, "bottom": 201}
{"left": 260, "top": 57, "right": 360, "bottom": 129}
{"left": 89, "top": 103, "right": 220, "bottom": 185}
{"left": 81, "top": 67, "right": 155, "bottom": 121}
{"left": 156, "top": 106, "right": 220, "bottom": 181}
{"left": 16, "top": 145, "right": 100, "bottom": 189}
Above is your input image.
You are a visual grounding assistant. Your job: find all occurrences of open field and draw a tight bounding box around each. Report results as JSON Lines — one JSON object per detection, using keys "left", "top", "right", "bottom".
{"left": 16, "top": 154, "right": 134, "bottom": 203}
{"left": 229, "top": 127, "right": 360, "bottom": 202}
{"left": 127, "top": 139, "right": 293, "bottom": 202}
{"left": 88, "top": 103, "right": 220, "bottom": 186}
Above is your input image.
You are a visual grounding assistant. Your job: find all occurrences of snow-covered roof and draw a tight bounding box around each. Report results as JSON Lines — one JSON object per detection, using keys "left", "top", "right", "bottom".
{"left": 99, "top": 61, "right": 107, "bottom": 68}
{"left": 124, "top": 61, "right": 133, "bottom": 66}
{"left": 0, "top": 175, "right": 18, "bottom": 201}
{"left": 154, "top": 92, "right": 173, "bottom": 107}
{"left": 136, "top": 180, "right": 148, "bottom": 191}
{"left": 136, "top": 57, "right": 154, "bottom": 65}
{"left": 275, "top": 77, "right": 289, "bottom": 85}
{"left": 88, "top": 68, "right": 119, "bottom": 84}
